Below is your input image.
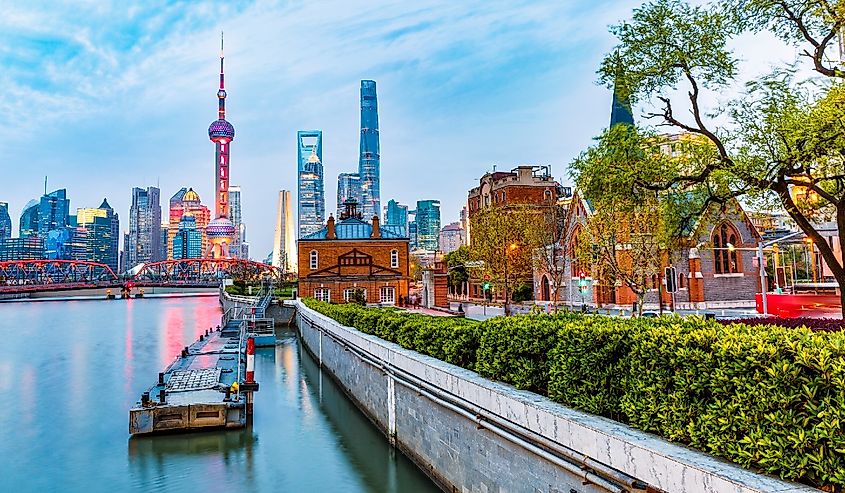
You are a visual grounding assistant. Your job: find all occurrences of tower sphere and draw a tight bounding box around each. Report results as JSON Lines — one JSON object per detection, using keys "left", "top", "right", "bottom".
{"left": 208, "top": 119, "right": 235, "bottom": 141}
{"left": 206, "top": 216, "right": 236, "bottom": 239}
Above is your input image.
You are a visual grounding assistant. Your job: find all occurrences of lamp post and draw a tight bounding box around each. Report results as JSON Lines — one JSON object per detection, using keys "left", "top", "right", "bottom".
{"left": 504, "top": 242, "right": 518, "bottom": 316}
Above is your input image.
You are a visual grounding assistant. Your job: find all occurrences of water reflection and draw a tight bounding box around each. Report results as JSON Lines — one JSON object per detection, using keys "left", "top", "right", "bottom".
{"left": 0, "top": 297, "right": 438, "bottom": 493}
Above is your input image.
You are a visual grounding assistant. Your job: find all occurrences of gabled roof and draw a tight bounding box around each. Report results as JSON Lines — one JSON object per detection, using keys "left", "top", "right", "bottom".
{"left": 301, "top": 217, "right": 407, "bottom": 240}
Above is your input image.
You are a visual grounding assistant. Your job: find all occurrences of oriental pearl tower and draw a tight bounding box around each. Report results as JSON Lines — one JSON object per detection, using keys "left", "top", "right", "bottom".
{"left": 206, "top": 33, "right": 237, "bottom": 258}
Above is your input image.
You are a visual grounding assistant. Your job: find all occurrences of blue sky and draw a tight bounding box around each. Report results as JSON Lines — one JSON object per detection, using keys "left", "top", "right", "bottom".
{"left": 1, "top": 0, "right": 796, "bottom": 257}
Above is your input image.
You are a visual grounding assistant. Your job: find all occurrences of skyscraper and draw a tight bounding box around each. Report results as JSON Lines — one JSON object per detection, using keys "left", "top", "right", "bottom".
{"left": 173, "top": 213, "right": 202, "bottom": 259}
{"left": 272, "top": 190, "right": 296, "bottom": 273}
{"left": 336, "top": 173, "right": 361, "bottom": 217}
{"left": 19, "top": 200, "right": 39, "bottom": 238}
{"left": 127, "top": 186, "right": 162, "bottom": 268}
{"left": 297, "top": 130, "right": 324, "bottom": 238}
{"left": 38, "top": 189, "right": 70, "bottom": 237}
{"left": 415, "top": 200, "right": 441, "bottom": 251}
{"left": 206, "top": 33, "right": 237, "bottom": 258}
{"left": 167, "top": 188, "right": 211, "bottom": 259}
{"left": 77, "top": 199, "right": 119, "bottom": 272}
{"left": 384, "top": 199, "right": 408, "bottom": 235}
{"left": 229, "top": 186, "right": 244, "bottom": 258}
{"left": 0, "top": 202, "right": 11, "bottom": 239}
{"left": 358, "top": 80, "right": 381, "bottom": 219}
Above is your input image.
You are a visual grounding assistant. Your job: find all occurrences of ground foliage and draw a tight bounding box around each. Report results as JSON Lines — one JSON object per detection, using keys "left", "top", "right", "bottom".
{"left": 721, "top": 316, "right": 845, "bottom": 332}
{"left": 302, "top": 298, "right": 845, "bottom": 488}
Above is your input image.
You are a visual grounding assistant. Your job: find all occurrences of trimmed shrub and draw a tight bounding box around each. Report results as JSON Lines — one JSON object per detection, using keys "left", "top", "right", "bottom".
{"left": 301, "top": 298, "right": 845, "bottom": 489}
{"left": 719, "top": 316, "right": 845, "bottom": 332}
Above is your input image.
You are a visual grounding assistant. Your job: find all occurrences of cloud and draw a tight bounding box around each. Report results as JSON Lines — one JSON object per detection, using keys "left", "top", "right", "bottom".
{"left": 0, "top": 0, "right": 807, "bottom": 258}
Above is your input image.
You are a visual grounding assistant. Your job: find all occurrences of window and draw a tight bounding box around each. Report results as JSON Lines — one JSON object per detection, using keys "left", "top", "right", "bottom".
{"left": 314, "top": 288, "right": 330, "bottom": 302}
{"left": 678, "top": 272, "right": 686, "bottom": 289}
{"left": 380, "top": 286, "right": 396, "bottom": 305}
{"left": 390, "top": 249, "right": 399, "bottom": 268}
{"left": 310, "top": 250, "right": 318, "bottom": 270}
{"left": 544, "top": 189, "right": 552, "bottom": 201}
{"left": 712, "top": 223, "right": 740, "bottom": 274}
{"left": 344, "top": 288, "right": 366, "bottom": 303}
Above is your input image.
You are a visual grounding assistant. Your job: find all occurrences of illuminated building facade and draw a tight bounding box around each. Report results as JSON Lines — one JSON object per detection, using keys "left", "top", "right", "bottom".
{"left": 167, "top": 188, "right": 210, "bottom": 259}
{"left": 173, "top": 214, "right": 202, "bottom": 259}
{"left": 384, "top": 199, "right": 408, "bottom": 236}
{"left": 19, "top": 200, "right": 39, "bottom": 238}
{"left": 415, "top": 200, "right": 441, "bottom": 251}
{"left": 206, "top": 34, "right": 237, "bottom": 258}
{"left": 297, "top": 130, "right": 324, "bottom": 238}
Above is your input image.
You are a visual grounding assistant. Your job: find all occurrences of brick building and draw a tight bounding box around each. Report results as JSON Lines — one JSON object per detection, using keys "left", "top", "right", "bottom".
{"left": 535, "top": 191, "right": 762, "bottom": 309}
{"left": 466, "top": 165, "right": 563, "bottom": 301}
{"left": 298, "top": 200, "right": 409, "bottom": 304}
{"left": 467, "top": 165, "right": 560, "bottom": 219}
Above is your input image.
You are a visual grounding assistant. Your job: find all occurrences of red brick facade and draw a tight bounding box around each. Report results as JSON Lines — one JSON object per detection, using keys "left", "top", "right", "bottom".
{"left": 467, "top": 166, "right": 559, "bottom": 219}
{"left": 298, "top": 216, "right": 410, "bottom": 304}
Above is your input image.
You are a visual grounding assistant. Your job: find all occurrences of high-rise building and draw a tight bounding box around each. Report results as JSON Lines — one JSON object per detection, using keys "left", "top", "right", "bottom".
{"left": 272, "top": 190, "right": 296, "bottom": 273}
{"left": 229, "top": 186, "right": 244, "bottom": 258}
{"left": 19, "top": 200, "right": 39, "bottom": 238}
{"left": 77, "top": 199, "right": 119, "bottom": 271}
{"left": 439, "top": 221, "right": 465, "bottom": 254}
{"left": 127, "top": 186, "right": 162, "bottom": 268}
{"left": 173, "top": 213, "right": 203, "bottom": 259}
{"left": 336, "top": 173, "right": 361, "bottom": 217}
{"left": 45, "top": 226, "right": 85, "bottom": 260}
{"left": 415, "top": 200, "right": 441, "bottom": 251}
{"left": 408, "top": 220, "right": 418, "bottom": 250}
{"left": 384, "top": 199, "right": 408, "bottom": 236}
{"left": 38, "top": 189, "right": 70, "bottom": 237}
{"left": 0, "top": 202, "right": 11, "bottom": 239}
{"left": 358, "top": 80, "right": 381, "bottom": 219}
{"left": 167, "top": 188, "right": 211, "bottom": 259}
{"left": 0, "top": 237, "right": 44, "bottom": 261}
{"left": 206, "top": 33, "right": 237, "bottom": 259}
{"left": 297, "top": 130, "right": 324, "bottom": 238}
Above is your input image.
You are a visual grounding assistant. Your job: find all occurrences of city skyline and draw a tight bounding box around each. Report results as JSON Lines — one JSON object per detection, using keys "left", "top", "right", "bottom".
{"left": 1, "top": 2, "right": 798, "bottom": 256}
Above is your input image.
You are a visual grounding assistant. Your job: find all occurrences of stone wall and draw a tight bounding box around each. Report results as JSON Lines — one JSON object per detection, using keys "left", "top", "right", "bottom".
{"left": 295, "top": 300, "right": 815, "bottom": 493}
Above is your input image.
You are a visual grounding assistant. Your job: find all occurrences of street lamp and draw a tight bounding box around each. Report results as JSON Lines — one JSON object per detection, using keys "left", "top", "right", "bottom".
{"left": 504, "top": 242, "right": 518, "bottom": 316}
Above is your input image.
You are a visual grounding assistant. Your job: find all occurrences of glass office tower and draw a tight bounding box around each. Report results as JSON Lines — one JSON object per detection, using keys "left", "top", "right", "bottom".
{"left": 358, "top": 80, "right": 380, "bottom": 220}
{"left": 297, "top": 130, "right": 324, "bottom": 238}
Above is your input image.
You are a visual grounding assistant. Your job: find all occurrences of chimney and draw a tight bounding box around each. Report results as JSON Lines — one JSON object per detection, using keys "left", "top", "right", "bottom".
{"left": 327, "top": 215, "right": 336, "bottom": 239}
{"left": 371, "top": 215, "right": 381, "bottom": 238}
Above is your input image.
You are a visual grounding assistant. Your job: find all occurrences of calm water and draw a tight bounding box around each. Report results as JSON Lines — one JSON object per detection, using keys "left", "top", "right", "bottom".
{"left": 0, "top": 296, "right": 439, "bottom": 493}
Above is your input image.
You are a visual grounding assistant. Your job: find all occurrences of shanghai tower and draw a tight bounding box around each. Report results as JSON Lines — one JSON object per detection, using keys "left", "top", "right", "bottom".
{"left": 358, "top": 80, "right": 380, "bottom": 220}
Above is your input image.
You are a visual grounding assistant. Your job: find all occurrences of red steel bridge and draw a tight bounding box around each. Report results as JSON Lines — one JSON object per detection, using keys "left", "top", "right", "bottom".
{"left": 0, "top": 258, "right": 281, "bottom": 294}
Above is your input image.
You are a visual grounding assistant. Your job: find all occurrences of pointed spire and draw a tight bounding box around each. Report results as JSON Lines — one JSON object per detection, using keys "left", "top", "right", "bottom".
{"left": 609, "top": 52, "right": 634, "bottom": 128}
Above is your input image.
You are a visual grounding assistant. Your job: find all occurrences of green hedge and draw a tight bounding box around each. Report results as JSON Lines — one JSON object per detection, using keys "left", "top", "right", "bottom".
{"left": 301, "top": 299, "right": 845, "bottom": 489}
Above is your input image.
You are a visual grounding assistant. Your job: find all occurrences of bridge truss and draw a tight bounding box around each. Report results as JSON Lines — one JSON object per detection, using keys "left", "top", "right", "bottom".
{"left": 131, "top": 258, "right": 282, "bottom": 286}
{"left": 0, "top": 260, "right": 119, "bottom": 293}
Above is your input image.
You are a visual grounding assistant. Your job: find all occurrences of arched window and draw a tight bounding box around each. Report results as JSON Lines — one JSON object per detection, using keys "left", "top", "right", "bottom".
{"left": 678, "top": 271, "right": 686, "bottom": 289}
{"left": 390, "top": 249, "right": 399, "bottom": 269}
{"left": 310, "top": 250, "right": 319, "bottom": 270}
{"left": 712, "top": 223, "right": 740, "bottom": 274}
{"left": 544, "top": 189, "right": 552, "bottom": 202}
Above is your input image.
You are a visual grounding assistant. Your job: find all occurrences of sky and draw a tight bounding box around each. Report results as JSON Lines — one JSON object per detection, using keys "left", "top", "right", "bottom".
{"left": 1, "top": 0, "right": 802, "bottom": 258}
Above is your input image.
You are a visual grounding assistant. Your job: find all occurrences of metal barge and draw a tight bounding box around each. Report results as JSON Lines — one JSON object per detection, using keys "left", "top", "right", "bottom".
{"left": 129, "top": 313, "right": 260, "bottom": 435}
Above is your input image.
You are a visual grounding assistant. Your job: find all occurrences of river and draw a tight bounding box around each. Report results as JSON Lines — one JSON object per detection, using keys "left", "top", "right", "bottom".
{"left": 0, "top": 295, "right": 439, "bottom": 492}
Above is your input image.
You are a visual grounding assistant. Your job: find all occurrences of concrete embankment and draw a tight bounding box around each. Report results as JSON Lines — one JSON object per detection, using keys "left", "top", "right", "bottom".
{"left": 293, "top": 300, "right": 817, "bottom": 493}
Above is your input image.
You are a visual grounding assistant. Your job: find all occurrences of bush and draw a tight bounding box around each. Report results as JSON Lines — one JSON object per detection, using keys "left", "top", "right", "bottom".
{"left": 720, "top": 316, "right": 845, "bottom": 332}
{"left": 301, "top": 298, "right": 845, "bottom": 489}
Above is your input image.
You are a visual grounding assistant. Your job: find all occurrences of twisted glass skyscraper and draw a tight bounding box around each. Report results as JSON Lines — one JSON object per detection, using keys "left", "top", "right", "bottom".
{"left": 358, "top": 80, "right": 380, "bottom": 220}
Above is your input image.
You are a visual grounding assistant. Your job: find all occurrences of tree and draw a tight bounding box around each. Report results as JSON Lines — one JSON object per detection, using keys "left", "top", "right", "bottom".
{"left": 576, "top": 196, "right": 669, "bottom": 316}
{"left": 596, "top": 0, "right": 845, "bottom": 315}
{"left": 443, "top": 245, "right": 470, "bottom": 295}
{"left": 524, "top": 203, "right": 572, "bottom": 308}
{"left": 469, "top": 206, "right": 539, "bottom": 314}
